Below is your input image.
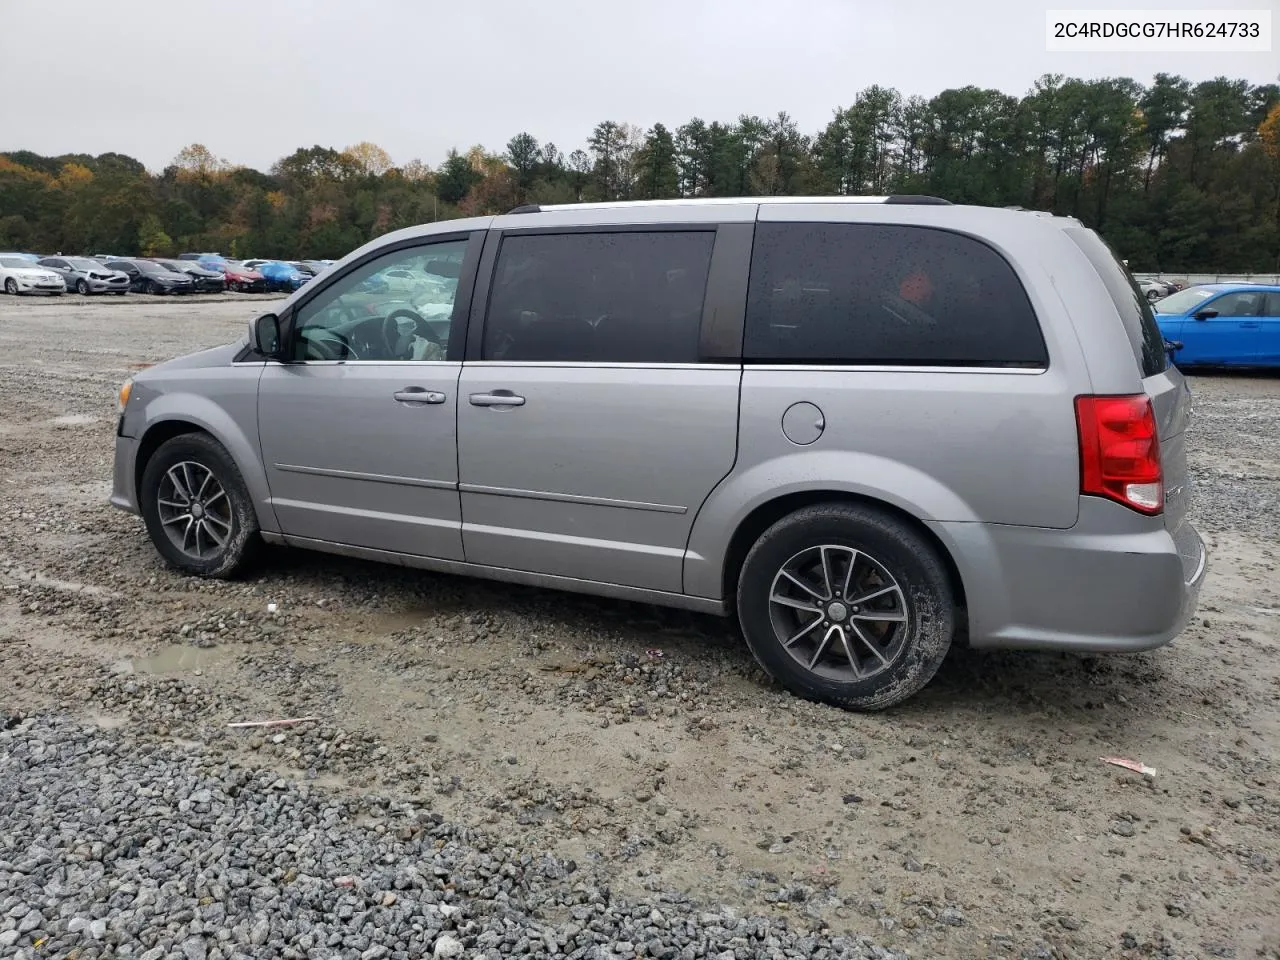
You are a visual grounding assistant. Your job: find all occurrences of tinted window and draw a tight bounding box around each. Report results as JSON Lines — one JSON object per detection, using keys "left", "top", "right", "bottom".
{"left": 1266, "top": 293, "right": 1280, "bottom": 316}
{"left": 483, "top": 231, "right": 714, "bottom": 363}
{"left": 105, "top": 261, "right": 131, "bottom": 272}
{"left": 1209, "top": 291, "right": 1265, "bottom": 317}
{"left": 743, "top": 223, "right": 1047, "bottom": 367}
{"left": 293, "top": 239, "right": 467, "bottom": 362}
{"left": 1065, "top": 228, "right": 1167, "bottom": 377}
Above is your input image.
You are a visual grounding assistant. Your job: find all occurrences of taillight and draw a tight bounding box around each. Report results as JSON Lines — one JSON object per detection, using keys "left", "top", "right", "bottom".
{"left": 1075, "top": 395, "right": 1163, "bottom": 515}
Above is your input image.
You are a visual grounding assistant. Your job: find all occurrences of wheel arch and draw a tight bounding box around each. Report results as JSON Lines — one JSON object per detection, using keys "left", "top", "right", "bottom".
{"left": 132, "top": 402, "right": 277, "bottom": 533}
{"left": 718, "top": 490, "right": 968, "bottom": 626}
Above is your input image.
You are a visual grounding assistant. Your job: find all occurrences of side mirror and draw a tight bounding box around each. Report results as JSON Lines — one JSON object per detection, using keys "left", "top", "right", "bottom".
{"left": 1193, "top": 309, "right": 1218, "bottom": 321}
{"left": 248, "top": 313, "right": 285, "bottom": 359}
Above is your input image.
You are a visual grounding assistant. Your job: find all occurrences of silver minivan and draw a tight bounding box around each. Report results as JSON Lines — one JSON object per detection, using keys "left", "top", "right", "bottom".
{"left": 110, "top": 197, "right": 1207, "bottom": 709}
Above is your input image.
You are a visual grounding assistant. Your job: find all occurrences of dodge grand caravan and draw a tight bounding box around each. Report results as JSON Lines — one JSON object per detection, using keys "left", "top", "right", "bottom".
{"left": 110, "top": 196, "right": 1207, "bottom": 710}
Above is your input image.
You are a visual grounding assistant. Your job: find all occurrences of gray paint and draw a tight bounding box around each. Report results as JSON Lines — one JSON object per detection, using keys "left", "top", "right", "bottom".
{"left": 111, "top": 197, "right": 1206, "bottom": 657}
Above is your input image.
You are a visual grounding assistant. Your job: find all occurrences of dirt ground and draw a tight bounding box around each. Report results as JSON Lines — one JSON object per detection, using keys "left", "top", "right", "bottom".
{"left": 1, "top": 295, "right": 1277, "bottom": 959}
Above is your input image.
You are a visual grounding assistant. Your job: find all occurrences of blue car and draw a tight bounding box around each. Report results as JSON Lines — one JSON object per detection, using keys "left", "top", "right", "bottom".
{"left": 257, "top": 260, "right": 310, "bottom": 293}
{"left": 1153, "top": 283, "right": 1280, "bottom": 369}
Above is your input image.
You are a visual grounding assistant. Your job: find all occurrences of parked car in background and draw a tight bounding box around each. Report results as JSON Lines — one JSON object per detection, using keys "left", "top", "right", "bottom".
{"left": 1154, "top": 283, "right": 1280, "bottom": 369}
{"left": 110, "top": 197, "right": 1206, "bottom": 711}
{"left": 38, "top": 256, "right": 130, "bottom": 295}
{"left": 256, "top": 260, "right": 309, "bottom": 292}
{"left": 0, "top": 255, "right": 65, "bottom": 295}
{"left": 154, "top": 259, "right": 227, "bottom": 293}
{"left": 240, "top": 259, "right": 271, "bottom": 271}
{"left": 180, "top": 252, "right": 223, "bottom": 262}
{"left": 0, "top": 251, "right": 41, "bottom": 263}
{"left": 1137, "top": 278, "right": 1170, "bottom": 302}
{"left": 221, "top": 260, "right": 267, "bottom": 293}
{"left": 290, "top": 261, "right": 317, "bottom": 278}
{"left": 105, "top": 259, "right": 195, "bottom": 295}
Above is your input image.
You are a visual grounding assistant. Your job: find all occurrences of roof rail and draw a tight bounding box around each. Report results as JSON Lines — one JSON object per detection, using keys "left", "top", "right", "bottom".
{"left": 884, "top": 195, "right": 952, "bottom": 205}
{"left": 506, "top": 204, "right": 542, "bottom": 214}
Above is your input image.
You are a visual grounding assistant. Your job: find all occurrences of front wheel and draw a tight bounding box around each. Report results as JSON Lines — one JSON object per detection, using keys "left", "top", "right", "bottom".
{"left": 76, "top": 279, "right": 89, "bottom": 295}
{"left": 139, "top": 433, "right": 261, "bottom": 578}
{"left": 3, "top": 279, "right": 16, "bottom": 295}
{"left": 736, "top": 503, "right": 955, "bottom": 711}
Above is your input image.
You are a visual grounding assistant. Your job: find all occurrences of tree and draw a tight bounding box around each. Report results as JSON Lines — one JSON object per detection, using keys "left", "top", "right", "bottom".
{"left": 137, "top": 213, "right": 173, "bottom": 256}
{"left": 635, "top": 123, "right": 678, "bottom": 199}
{"left": 505, "top": 132, "right": 541, "bottom": 200}
{"left": 342, "top": 141, "right": 393, "bottom": 178}
{"left": 172, "top": 143, "right": 227, "bottom": 178}
{"left": 435, "top": 149, "right": 479, "bottom": 204}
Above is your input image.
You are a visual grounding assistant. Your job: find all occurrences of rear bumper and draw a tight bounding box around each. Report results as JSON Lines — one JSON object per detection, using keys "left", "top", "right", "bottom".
{"left": 931, "top": 498, "right": 1207, "bottom": 653}
{"left": 110, "top": 434, "right": 140, "bottom": 515}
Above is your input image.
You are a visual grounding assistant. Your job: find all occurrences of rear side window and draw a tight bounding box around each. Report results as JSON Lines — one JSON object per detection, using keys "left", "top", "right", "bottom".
{"left": 1064, "top": 228, "right": 1168, "bottom": 378}
{"left": 743, "top": 222, "right": 1048, "bottom": 367}
{"left": 484, "top": 231, "right": 714, "bottom": 363}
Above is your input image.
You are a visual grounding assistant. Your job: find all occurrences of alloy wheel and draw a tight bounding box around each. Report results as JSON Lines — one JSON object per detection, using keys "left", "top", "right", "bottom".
{"left": 155, "top": 461, "right": 234, "bottom": 560}
{"left": 767, "top": 544, "right": 909, "bottom": 682}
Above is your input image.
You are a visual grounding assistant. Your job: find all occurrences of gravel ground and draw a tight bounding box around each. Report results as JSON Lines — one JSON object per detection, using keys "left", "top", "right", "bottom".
{"left": 0, "top": 297, "right": 1277, "bottom": 959}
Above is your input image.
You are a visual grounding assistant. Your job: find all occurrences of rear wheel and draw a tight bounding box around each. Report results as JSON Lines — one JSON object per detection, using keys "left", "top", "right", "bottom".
{"left": 139, "top": 434, "right": 261, "bottom": 578}
{"left": 737, "top": 503, "right": 955, "bottom": 711}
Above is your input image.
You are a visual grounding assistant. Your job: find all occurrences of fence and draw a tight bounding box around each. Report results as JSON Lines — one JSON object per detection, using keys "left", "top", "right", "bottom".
{"left": 1134, "top": 273, "right": 1280, "bottom": 286}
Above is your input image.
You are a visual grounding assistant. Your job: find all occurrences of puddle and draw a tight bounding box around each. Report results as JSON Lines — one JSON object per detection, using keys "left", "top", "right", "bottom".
{"left": 116, "top": 644, "right": 237, "bottom": 676}
{"left": 51, "top": 414, "right": 97, "bottom": 427}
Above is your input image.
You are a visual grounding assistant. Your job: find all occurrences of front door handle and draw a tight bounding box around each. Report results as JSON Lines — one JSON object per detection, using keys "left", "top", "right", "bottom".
{"left": 1238, "top": 322, "right": 1260, "bottom": 329}
{"left": 469, "top": 391, "right": 525, "bottom": 407}
{"left": 393, "top": 388, "right": 446, "bottom": 405}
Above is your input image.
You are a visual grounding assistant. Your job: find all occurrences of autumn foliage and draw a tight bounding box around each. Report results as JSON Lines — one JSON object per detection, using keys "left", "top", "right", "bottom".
{"left": 1, "top": 73, "right": 1277, "bottom": 270}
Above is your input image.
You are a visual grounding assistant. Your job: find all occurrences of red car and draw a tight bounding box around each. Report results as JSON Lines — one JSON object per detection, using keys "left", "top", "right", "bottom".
{"left": 221, "top": 260, "right": 267, "bottom": 293}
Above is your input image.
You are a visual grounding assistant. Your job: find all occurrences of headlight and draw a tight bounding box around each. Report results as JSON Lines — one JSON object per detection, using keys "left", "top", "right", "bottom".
{"left": 117, "top": 378, "right": 133, "bottom": 413}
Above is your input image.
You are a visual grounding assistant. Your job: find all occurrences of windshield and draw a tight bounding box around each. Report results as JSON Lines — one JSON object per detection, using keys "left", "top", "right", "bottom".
{"left": 134, "top": 261, "right": 164, "bottom": 274}
{"left": 67, "top": 258, "right": 102, "bottom": 270}
{"left": 1153, "top": 287, "right": 1217, "bottom": 315}
{"left": 0, "top": 257, "right": 32, "bottom": 268}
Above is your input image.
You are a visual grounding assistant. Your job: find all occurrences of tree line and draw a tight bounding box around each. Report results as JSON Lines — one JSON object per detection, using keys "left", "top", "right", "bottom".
{"left": 2, "top": 72, "right": 1278, "bottom": 272}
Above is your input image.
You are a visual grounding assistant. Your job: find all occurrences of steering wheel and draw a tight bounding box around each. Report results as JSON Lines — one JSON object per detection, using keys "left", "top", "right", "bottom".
{"left": 381, "top": 307, "right": 444, "bottom": 359}
{"left": 304, "top": 333, "right": 360, "bottom": 361}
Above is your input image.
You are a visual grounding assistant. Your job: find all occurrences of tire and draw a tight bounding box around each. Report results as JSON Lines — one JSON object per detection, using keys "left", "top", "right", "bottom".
{"left": 736, "top": 503, "right": 955, "bottom": 711}
{"left": 146, "top": 280, "right": 160, "bottom": 295}
{"left": 76, "top": 279, "right": 89, "bottom": 295}
{"left": 139, "top": 433, "right": 261, "bottom": 578}
{"left": 3, "top": 279, "right": 16, "bottom": 295}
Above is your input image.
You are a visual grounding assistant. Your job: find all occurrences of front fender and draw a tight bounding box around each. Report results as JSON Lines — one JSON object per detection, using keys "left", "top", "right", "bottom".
{"left": 682, "top": 450, "right": 980, "bottom": 600}
{"left": 132, "top": 381, "right": 277, "bottom": 533}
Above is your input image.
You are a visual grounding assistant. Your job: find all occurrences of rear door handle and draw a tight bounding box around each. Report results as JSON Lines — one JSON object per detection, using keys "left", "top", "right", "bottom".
{"left": 469, "top": 391, "right": 525, "bottom": 407}
{"left": 393, "top": 388, "right": 446, "bottom": 405}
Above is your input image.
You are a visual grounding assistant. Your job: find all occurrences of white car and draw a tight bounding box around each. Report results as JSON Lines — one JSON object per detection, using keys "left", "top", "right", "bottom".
{"left": 1137, "top": 278, "right": 1169, "bottom": 302}
{"left": 0, "top": 256, "right": 65, "bottom": 296}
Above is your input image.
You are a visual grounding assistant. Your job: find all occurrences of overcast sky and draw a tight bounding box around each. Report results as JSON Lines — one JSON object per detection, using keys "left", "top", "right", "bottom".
{"left": 2, "top": 0, "right": 1276, "bottom": 173}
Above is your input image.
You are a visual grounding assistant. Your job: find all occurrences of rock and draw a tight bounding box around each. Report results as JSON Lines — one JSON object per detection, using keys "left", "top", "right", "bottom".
{"left": 1059, "top": 915, "right": 1082, "bottom": 931}
{"left": 433, "top": 934, "right": 464, "bottom": 959}
{"left": 89, "top": 918, "right": 107, "bottom": 939}
{"left": 0, "top": 931, "right": 18, "bottom": 948}
{"left": 250, "top": 918, "right": 270, "bottom": 945}
{"left": 1110, "top": 821, "right": 1136, "bottom": 838}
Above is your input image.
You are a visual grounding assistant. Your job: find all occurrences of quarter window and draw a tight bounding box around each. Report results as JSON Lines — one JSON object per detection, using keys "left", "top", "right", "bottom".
{"left": 483, "top": 231, "right": 715, "bottom": 363}
{"left": 744, "top": 223, "right": 1048, "bottom": 367}
{"left": 291, "top": 239, "right": 468, "bottom": 362}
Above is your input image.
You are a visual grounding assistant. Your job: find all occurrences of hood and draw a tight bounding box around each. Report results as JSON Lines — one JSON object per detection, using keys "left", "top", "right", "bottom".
{"left": 227, "top": 267, "right": 263, "bottom": 279}
{"left": 7, "top": 266, "right": 61, "bottom": 281}
{"left": 136, "top": 342, "right": 243, "bottom": 379}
